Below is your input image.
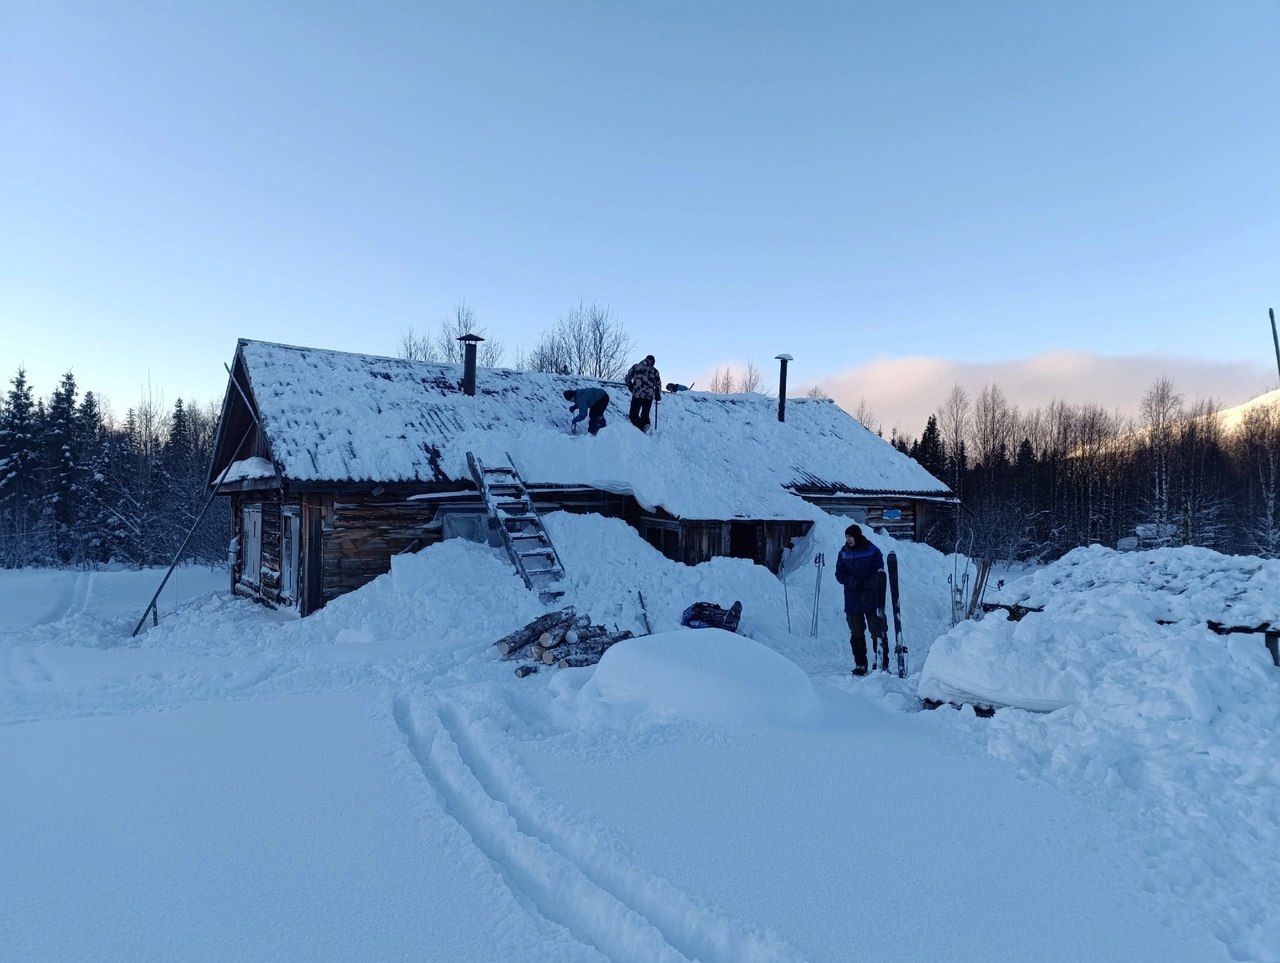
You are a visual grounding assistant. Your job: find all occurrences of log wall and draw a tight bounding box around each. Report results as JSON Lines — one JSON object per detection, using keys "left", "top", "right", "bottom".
{"left": 320, "top": 493, "right": 442, "bottom": 605}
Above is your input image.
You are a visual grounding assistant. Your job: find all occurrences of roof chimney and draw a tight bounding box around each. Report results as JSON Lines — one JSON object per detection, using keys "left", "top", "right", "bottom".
{"left": 775, "top": 354, "right": 792, "bottom": 422}
{"left": 458, "top": 333, "right": 484, "bottom": 396}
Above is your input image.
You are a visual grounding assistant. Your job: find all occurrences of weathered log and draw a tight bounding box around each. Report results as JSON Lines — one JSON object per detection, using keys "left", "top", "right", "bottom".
{"left": 541, "top": 615, "right": 596, "bottom": 651}
{"left": 556, "top": 655, "right": 599, "bottom": 669}
{"left": 494, "top": 607, "right": 577, "bottom": 658}
{"left": 542, "top": 631, "right": 634, "bottom": 665}
{"left": 514, "top": 664, "right": 539, "bottom": 678}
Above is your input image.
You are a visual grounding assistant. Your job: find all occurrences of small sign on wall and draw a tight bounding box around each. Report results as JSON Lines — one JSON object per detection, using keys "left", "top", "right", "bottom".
{"left": 883, "top": 509, "right": 903, "bottom": 520}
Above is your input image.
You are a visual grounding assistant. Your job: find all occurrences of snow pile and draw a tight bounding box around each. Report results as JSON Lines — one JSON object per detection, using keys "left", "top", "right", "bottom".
{"left": 919, "top": 545, "right": 1280, "bottom": 963}
{"left": 581, "top": 629, "right": 823, "bottom": 729}
{"left": 920, "top": 545, "right": 1279, "bottom": 710}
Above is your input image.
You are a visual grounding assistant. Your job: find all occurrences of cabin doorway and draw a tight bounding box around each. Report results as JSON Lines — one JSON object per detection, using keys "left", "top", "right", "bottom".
{"left": 729, "top": 522, "right": 758, "bottom": 563}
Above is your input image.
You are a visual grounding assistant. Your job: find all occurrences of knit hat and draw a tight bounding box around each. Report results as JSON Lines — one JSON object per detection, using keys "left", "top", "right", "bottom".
{"left": 563, "top": 389, "right": 575, "bottom": 401}
{"left": 845, "top": 523, "right": 862, "bottom": 537}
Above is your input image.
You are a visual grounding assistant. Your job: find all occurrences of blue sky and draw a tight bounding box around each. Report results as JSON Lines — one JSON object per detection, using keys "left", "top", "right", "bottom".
{"left": 2, "top": 0, "right": 1277, "bottom": 434}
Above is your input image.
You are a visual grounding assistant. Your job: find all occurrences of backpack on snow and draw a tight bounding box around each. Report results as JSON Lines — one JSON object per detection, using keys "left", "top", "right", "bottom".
{"left": 679, "top": 600, "right": 743, "bottom": 633}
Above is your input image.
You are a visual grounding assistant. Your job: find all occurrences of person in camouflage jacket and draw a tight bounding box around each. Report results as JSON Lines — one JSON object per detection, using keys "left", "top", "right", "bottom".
{"left": 624, "top": 355, "right": 662, "bottom": 431}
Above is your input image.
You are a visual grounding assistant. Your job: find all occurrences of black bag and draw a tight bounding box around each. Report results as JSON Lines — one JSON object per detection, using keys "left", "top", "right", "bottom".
{"left": 680, "top": 600, "right": 743, "bottom": 633}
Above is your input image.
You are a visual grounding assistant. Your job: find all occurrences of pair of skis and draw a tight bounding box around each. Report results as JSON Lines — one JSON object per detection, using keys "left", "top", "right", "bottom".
{"left": 871, "top": 552, "right": 907, "bottom": 679}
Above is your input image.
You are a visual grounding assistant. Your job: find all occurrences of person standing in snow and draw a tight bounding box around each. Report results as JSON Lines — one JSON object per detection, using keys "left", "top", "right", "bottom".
{"left": 834, "top": 523, "right": 888, "bottom": 675}
{"left": 564, "top": 387, "right": 610, "bottom": 435}
{"left": 624, "top": 355, "right": 662, "bottom": 431}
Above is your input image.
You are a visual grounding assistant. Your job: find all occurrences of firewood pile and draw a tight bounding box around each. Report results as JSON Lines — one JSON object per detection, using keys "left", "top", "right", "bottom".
{"left": 494, "top": 606, "right": 635, "bottom": 678}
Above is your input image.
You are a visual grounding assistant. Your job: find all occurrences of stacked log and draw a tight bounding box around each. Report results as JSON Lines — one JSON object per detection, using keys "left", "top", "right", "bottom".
{"left": 494, "top": 606, "right": 637, "bottom": 677}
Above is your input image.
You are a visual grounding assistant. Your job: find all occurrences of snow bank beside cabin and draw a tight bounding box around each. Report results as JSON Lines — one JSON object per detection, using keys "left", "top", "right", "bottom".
{"left": 919, "top": 545, "right": 1280, "bottom": 963}
{"left": 920, "top": 545, "right": 1279, "bottom": 712}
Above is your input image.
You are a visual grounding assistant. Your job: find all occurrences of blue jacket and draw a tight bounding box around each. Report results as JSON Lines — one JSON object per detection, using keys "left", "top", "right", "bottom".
{"left": 835, "top": 541, "right": 885, "bottom": 615}
{"left": 569, "top": 387, "right": 609, "bottom": 424}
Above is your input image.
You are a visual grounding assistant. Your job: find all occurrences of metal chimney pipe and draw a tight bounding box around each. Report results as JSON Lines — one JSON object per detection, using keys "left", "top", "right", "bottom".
{"left": 775, "top": 354, "right": 792, "bottom": 422}
{"left": 458, "top": 333, "right": 484, "bottom": 396}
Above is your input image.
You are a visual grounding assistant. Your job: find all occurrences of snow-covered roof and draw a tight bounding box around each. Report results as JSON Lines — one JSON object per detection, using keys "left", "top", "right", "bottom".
{"left": 220, "top": 339, "right": 950, "bottom": 520}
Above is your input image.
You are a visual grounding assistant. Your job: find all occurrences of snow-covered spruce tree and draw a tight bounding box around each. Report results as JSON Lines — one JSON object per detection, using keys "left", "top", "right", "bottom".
{"left": 157, "top": 397, "right": 229, "bottom": 566}
{"left": 186, "top": 401, "right": 231, "bottom": 564}
{"left": 0, "top": 368, "right": 42, "bottom": 567}
{"left": 73, "top": 391, "right": 113, "bottom": 565}
{"left": 36, "top": 371, "right": 81, "bottom": 564}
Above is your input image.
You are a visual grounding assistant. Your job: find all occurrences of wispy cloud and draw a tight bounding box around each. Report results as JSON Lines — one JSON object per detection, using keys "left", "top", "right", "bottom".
{"left": 796, "top": 352, "right": 1278, "bottom": 439}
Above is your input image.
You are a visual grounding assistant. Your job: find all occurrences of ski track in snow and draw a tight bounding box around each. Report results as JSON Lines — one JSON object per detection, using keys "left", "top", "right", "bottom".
{"left": 391, "top": 690, "right": 806, "bottom": 963}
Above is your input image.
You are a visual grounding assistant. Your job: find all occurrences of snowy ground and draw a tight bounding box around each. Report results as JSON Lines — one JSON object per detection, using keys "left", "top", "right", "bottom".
{"left": 3, "top": 518, "right": 1275, "bottom": 961}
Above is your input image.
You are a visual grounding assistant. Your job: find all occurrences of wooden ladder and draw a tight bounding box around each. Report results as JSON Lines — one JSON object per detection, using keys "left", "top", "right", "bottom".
{"left": 466, "top": 451, "right": 566, "bottom": 601}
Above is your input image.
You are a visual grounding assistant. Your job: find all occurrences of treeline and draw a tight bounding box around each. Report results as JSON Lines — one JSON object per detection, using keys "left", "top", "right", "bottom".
{"left": 893, "top": 379, "right": 1280, "bottom": 561}
{"left": 0, "top": 369, "right": 229, "bottom": 569}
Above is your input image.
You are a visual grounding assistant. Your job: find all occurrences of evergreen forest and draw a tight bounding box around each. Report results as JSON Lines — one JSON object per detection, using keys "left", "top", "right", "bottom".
{"left": 0, "top": 368, "right": 229, "bottom": 569}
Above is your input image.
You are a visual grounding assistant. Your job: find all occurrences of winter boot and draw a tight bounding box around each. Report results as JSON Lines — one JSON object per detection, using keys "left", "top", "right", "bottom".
{"left": 850, "top": 631, "right": 869, "bottom": 675}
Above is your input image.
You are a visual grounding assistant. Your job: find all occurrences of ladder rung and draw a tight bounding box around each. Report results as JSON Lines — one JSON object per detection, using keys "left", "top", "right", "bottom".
{"left": 510, "top": 532, "right": 546, "bottom": 540}
{"left": 520, "top": 549, "right": 554, "bottom": 558}
{"left": 503, "top": 515, "right": 539, "bottom": 524}
{"left": 483, "top": 466, "right": 516, "bottom": 474}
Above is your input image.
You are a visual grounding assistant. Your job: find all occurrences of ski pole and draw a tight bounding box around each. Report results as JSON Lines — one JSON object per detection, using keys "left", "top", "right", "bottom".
{"left": 810, "top": 553, "right": 824, "bottom": 636}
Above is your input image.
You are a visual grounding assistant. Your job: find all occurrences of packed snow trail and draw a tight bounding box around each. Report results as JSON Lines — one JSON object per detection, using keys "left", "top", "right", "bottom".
{"left": 393, "top": 691, "right": 807, "bottom": 963}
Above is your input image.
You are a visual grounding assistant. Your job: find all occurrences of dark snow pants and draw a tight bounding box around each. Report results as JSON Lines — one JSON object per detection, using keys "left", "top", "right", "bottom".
{"left": 628, "top": 396, "right": 653, "bottom": 431}
{"left": 847, "top": 611, "right": 889, "bottom": 672}
{"left": 588, "top": 395, "right": 609, "bottom": 435}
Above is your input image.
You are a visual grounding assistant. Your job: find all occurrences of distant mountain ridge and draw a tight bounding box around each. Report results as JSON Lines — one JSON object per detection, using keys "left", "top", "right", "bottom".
{"left": 1218, "top": 387, "right": 1280, "bottom": 433}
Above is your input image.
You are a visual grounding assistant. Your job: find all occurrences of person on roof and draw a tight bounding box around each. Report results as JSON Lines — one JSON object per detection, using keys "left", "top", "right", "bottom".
{"left": 834, "top": 523, "right": 888, "bottom": 675}
{"left": 564, "top": 387, "right": 610, "bottom": 435}
{"left": 624, "top": 355, "right": 662, "bottom": 431}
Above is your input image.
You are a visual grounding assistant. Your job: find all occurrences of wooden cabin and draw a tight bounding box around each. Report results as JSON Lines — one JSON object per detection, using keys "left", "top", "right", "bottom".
{"left": 208, "top": 339, "right": 954, "bottom": 614}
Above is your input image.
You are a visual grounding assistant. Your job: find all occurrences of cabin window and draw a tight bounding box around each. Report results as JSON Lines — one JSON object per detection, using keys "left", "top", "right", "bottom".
{"left": 241, "top": 504, "right": 262, "bottom": 587}
{"left": 437, "top": 508, "right": 502, "bottom": 547}
{"left": 280, "top": 507, "right": 301, "bottom": 603}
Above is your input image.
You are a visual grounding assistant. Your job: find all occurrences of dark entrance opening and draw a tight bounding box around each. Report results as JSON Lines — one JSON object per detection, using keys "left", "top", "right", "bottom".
{"left": 729, "top": 522, "right": 757, "bottom": 563}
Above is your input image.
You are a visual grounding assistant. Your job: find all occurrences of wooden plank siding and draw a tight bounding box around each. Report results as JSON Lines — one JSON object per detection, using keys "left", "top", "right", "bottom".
{"left": 796, "top": 494, "right": 937, "bottom": 541}
{"left": 319, "top": 493, "right": 443, "bottom": 606}
{"left": 638, "top": 516, "right": 810, "bottom": 574}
